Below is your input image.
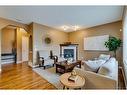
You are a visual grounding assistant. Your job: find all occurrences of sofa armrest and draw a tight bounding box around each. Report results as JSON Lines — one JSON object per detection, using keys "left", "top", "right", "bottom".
{"left": 52, "top": 55, "right": 58, "bottom": 59}
{"left": 74, "top": 67, "right": 117, "bottom": 89}
{"left": 39, "top": 56, "right": 44, "bottom": 58}
{"left": 83, "top": 61, "right": 95, "bottom": 72}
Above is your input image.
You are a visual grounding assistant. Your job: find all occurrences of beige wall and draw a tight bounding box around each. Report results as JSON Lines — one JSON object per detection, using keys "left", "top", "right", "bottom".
{"left": 1, "top": 27, "right": 28, "bottom": 64}
{"left": 1, "top": 28, "right": 16, "bottom": 54}
{"left": 28, "top": 24, "right": 33, "bottom": 52}
{"left": 16, "top": 28, "right": 22, "bottom": 63}
{"left": 0, "top": 17, "right": 28, "bottom": 31}
{"left": 0, "top": 31, "right": 1, "bottom": 71}
{"left": 0, "top": 17, "right": 28, "bottom": 71}
{"left": 28, "top": 23, "right": 33, "bottom": 61}
{"left": 32, "top": 22, "right": 68, "bottom": 65}
{"left": 69, "top": 21, "right": 122, "bottom": 64}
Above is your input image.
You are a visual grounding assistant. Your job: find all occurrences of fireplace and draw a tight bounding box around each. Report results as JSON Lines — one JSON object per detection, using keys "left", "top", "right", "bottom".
{"left": 60, "top": 44, "right": 78, "bottom": 60}
{"left": 64, "top": 49, "right": 74, "bottom": 59}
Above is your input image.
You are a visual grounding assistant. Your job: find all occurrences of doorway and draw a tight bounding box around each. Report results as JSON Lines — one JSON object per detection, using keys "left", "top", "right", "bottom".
{"left": 22, "top": 36, "right": 29, "bottom": 62}
{"left": 1, "top": 26, "right": 30, "bottom": 64}
{"left": 1, "top": 26, "right": 16, "bottom": 64}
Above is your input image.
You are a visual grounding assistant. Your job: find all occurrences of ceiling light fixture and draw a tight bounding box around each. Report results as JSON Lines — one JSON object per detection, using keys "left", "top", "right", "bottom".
{"left": 72, "top": 25, "right": 80, "bottom": 31}
{"left": 61, "top": 25, "right": 80, "bottom": 31}
{"left": 61, "top": 25, "right": 69, "bottom": 31}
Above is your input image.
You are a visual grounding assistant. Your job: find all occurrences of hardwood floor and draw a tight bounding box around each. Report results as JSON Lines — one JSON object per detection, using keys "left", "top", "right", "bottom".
{"left": 0, "top": 62, "right": 126, "bottom": 89}
{"left": 0, "top": 62, "right": 55, "bottom": 89}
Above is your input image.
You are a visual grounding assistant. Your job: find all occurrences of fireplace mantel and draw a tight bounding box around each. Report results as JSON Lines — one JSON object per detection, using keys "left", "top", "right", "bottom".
{"left": 60, "top": 44, "right": 78, "bottom": 60}
{"left": 60, "top": 44, "right": 78, "bottom": 47}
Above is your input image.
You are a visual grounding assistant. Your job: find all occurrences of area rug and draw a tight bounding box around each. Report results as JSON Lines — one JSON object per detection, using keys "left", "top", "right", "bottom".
{"left": 33, "top": 67, "right": 63, "bottom": 89}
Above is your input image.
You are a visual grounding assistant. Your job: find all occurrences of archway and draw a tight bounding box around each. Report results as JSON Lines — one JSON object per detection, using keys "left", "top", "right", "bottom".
{"left": 0, "top": 25, "right": 31, "bottom": 71}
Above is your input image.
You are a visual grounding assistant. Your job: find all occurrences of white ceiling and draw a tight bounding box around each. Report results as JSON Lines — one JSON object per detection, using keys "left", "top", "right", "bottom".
{"left": 0, "top": 6, "right": 124, "bottom": 32}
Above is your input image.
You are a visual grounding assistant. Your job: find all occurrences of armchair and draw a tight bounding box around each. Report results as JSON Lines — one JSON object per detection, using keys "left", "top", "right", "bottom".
{"left": 53, "top": 55, "right": 66, "bottom": 63}
{"left": 38, "top": 50, "right": 55, "bottom": 69}
{"left": 51, "top": 50, "right": 66, "bottom": 63}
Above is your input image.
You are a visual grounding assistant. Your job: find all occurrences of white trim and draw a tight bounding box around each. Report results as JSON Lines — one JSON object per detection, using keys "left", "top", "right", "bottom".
{"left": 62, "top": 46, "right": 77, "bottom": 60}
{"left": 16, "top": 61, "right": 22, "bottom": 64}
{"left": 28, "top": 61, "right": 39, "bottom": 68}
{"left": 28, "top": 64, "right": 39, "bottom": 68}
{"left": 31, "top": 65, "right": 39, "bottom": 68}
{"left": 22, "top": 36, "right": 29, "bottom": 62}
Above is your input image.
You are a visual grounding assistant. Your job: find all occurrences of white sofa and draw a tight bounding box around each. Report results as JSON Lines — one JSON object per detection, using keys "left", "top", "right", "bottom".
{"left": 83, "top": 54, "right": 111, "bottom": 72}
{"left": 74, "top": 57, "right": 118, "bottom": 89}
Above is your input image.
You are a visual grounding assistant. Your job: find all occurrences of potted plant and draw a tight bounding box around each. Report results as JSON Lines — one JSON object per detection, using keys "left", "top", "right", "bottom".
{"left": 105, "top": 37, "right": 122, "bottom": 58}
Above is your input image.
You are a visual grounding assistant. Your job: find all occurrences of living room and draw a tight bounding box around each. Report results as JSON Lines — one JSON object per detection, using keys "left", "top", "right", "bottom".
{"left": 0, "top": 6, "right": 127, "bottom": 90}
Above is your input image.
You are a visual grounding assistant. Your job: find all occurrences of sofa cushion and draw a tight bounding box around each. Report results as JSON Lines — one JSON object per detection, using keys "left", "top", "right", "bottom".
{"left": 83, "top": 59, "right": 106, "bottom": 72}
{"left": 98, "top": 57, "right": 116, "bottom": 79}
{"left": 99, "top": 54, "right": 110, "bottom": 61}
{"left": 44, "top": 58, "right": 54, "bottom": 66}
{"left": 98, "top": 66, "right": 110, "bottom": 76}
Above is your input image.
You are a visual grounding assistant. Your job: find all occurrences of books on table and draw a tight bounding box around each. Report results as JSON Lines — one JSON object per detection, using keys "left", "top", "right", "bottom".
{"left": 68, "top": 75, "right": 78, "bottom": 82}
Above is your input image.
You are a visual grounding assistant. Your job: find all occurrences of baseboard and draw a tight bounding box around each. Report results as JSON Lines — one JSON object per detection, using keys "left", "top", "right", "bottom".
{"left": 31, "top": 65, "right": 39, "bottom": 68}
{"left": 28, "top": 64, "right": 39, "bottom": 68}
{"left": 16, "top": 61, "right": 22, "bottom": 64}
{"left": 28, "top": 61, "right": 39, "bottom": 68}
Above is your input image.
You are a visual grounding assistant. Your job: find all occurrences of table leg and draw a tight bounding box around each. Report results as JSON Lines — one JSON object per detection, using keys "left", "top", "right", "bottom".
{"left": 79, "top": 64, "right": 81, "bottom": 68}
{"left": 74, "top": 88, "right": 81, "bottom": 90}
{"left": 56, "top": 65, "right": 58, "bottom": 73}
{"left": 63, "top": 86, "right": 65, "bottom": 89}
{"left": 63, "top": 86, "right": 69, "bottom": 90}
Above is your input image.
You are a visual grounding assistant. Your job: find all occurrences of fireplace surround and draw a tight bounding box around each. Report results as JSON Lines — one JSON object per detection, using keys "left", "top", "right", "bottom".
{"left": 60, "top": 44, "right": 78, "bottom": 60}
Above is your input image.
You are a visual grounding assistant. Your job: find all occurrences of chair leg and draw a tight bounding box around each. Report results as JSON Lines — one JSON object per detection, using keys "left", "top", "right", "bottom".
{"left": 63, "top": 86, "right": 65, "bottom": 89}
{"left": 39, "top": 64, "right": 41, "bottom": 67}
{"left": 39, "top": 63, "right": 42, "bottom": 67}
{"left": 53, "top": 64, "right": 54, "bottom": 67}
{"left": 44, "top": 66, "right": 46, "bottom": 69}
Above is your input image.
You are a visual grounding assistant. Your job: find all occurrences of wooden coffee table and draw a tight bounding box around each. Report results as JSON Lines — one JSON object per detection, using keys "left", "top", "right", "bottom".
{"left": 60, "top": 73, "right": 85, "bottom": 89}
{"left": 56, "top": 60, "right": 81, "bottom": 74}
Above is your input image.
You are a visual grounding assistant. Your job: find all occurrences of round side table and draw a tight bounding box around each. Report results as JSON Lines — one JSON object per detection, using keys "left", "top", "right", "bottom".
{"left": 60, "top": 73, "right": 85, "bottom": 89}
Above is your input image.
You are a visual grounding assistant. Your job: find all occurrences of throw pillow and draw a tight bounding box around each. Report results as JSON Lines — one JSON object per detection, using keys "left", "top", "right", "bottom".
{"left": 99, "top": 54, "right": 110, "bottom": 61}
